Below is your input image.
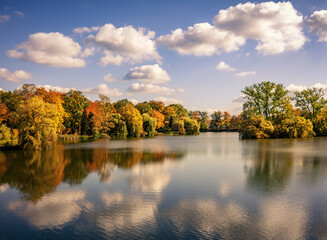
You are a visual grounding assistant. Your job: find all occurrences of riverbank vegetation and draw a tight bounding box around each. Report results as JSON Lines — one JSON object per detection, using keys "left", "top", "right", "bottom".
{"left": 0, "top": 81, "right": 326, "bottom": 148}
{"left": 239, "top": 82, "right": 327, "bottom": 139}
{"left": 0, "top": 84, "right": 224, "bottom": 149}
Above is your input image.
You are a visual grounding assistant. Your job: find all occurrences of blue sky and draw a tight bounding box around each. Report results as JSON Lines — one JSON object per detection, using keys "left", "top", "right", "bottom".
{"left": 1, "top": 0, "right": 327, "bottom": 114}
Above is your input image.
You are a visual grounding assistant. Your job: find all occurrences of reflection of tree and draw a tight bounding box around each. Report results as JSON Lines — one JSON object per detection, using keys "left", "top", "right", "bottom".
{"left": 0, "top": 146, "right": 67, "bottom": 202}
{"left": 0, "top": 146, "right": 185, "bottom": 202}
{"left": 300, "top": 156, "right": 327, "bottom": 186}
{"left": 245, "top": 141, "right": 293, "bottom": 194}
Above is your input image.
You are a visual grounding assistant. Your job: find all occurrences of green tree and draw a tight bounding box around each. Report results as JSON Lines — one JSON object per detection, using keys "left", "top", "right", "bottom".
{"left": 171, "top": 119, "right": 185, "bottom": 135}
{"left": 183, "top": 117, "right": 200, "bottom": 135}
{"left": 210, "top": 111, "right": 223, "bottom": 130}
{"left": 169, "top": 104, "right": 189, "bottom": 118}
{"left": 109, "top": 114, "right": 128, "bottom": 138}
{"left": 199, "top": 111, "right": 209, "bottom": 131}
{"left": 242, "top": 81, "right": 288, "bottom": 119}
{"left": 142, "top": 113, "right": 157, "bottom": 136}
{"left": 293, "top": 87, "right": 327, "bottom": 134}
{"left": 63, "top": 90, "right": 89, "bottom": 133}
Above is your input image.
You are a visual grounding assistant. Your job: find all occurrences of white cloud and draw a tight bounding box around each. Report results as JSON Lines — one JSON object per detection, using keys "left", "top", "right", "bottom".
{"left": 235, "top": 71, "right": 256, "bottom": 77}
{"left": 99, "top": 50, "right": 124, "bottom": 66}
{"left": 232, "top": 94, "right": 245, "bottom": 103}
{"left": 82, "top": 83, "right": 123, "bottom": 97}
{"left": 214, "top": 2, "right": 306, "bottom": 55}
{"left": 8, "top": 190, "right": 92, "bottom": 229}
{"left": 103, "top": 73, "right": 117, "bottom": 82}
{"left": 216, "top": 61, "right": 235, "bottom": 71}
{"left": 86, "top": 23, "right": 161, "bottom": 65}
{"left": 0, "top": 15, "right": 10, "bottom": 23}
{"left": 128, "top": 83, "right": 183, "bottom": 95}
{"left": 80, "top": 47, "right": 95, "bottom": 58}
{"left": 286, "top": 83, "right": 327, "bottom": 95}
{"left": 73, "top": 26, "right": 99, "bottom": 34}
{"left": 15, "top": 11, "right": 24, "bottom": 18}
{"left": 7, "top": 32, "right": 86, "bottom": 68}
{"left": 0, "top": 184, "right": 9, "bottom": 193}
{"left": 0, "top": 67, "right": 32, "bottom": 82}
{"left": 128, "top": 98, "right": 139, "bottom": 105}
{"left": 157, "top": 22, "right": 245, "bottom": 56}
{"left": 124, "top": 64, "right": 170, "bottom": 84}
{"left": 307, "top": 10, "right": 327, "bottom": 42}
{"left": 34, "top": 84, "right": 73, "bottom": 93}
{"left": 154, "top": 97, "right": 183, "bottom": 105}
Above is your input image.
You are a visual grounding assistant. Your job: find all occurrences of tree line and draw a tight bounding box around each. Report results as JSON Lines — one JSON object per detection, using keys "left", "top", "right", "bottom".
{"left": 1, "top": 81, "right": 325, "bottom": 148}
{"left": 0, "top": 84, "right": 239, "bottom": 149}
{"left": 239, "top": 81, "right": 327, "bottom": 139}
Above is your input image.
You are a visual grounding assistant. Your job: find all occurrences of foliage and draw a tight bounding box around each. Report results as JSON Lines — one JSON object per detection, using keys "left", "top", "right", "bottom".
{"left": 142, "top": 113, "right": 157, "bottom": 136}
{"left": 183, "top": 117, "right": 200, "bottom": 135}
{"left": 0, "top": 124, "right": 12, "bottom": 145}
{"left": 242, "top": 81, "right": 288, "bottom": 119}
{"left": 116, "top": 103, "right": 143, "bottom": 137}
{"left": 169, "top": 104, "right": 189, "bottom": 118}
{"left": 108, "top": 114, "right": 128, "bottom": 139}
{"left": 171, "top": 119, "right": 185, "bottom": 135}
{"left": 17, "top": 96, "right": 61, "bottom": 149}
{"left": 240, "top": 115, "right": 274, "bottom": 139}
{"left": 63, "top": 90, "right": 89, "bottom": 134}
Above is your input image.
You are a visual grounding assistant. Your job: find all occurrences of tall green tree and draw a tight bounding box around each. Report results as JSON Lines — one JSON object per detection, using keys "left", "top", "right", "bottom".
{"left": 63, "top": 90, "right": 89, "bottom": 133}
{"left": 242, "top": 81, "right": 288, "bottom": 119}
{"left": 293, "top": 87, "right": 326, "bottom": 120}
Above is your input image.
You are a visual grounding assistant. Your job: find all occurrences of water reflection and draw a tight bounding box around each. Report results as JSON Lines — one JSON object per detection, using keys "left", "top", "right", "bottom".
{"left": 166, "top": 197, "right": 308, "bottom": 239}
{"left": 0, "top": 145, "right": 185, "bottom": 202}
{"left": 243, "top": 138, "right": 327, "bottom": 194}
{"left": 244, "top": 140, "right": 293, "bottom": 194}
{"left": 0, "top": 133, "right": 326, "bottom": 239}
{"left": 8, "top": 190, "right": 93, "bottom": 229}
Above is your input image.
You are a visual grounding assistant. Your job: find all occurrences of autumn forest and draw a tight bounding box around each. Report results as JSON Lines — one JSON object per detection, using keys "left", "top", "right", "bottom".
{"left": 0, "top": 81, "right": 326, "bottom": 149}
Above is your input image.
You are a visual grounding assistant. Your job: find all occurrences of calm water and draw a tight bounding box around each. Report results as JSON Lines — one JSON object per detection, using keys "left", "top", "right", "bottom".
{"left": 0, "top": 132, "right": 327, "bottom": 240}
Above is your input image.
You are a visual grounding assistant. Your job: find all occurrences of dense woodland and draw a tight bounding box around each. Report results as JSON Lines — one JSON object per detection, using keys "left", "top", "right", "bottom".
{"left": 0, "top": 81, "right": 326, "bottom": 149}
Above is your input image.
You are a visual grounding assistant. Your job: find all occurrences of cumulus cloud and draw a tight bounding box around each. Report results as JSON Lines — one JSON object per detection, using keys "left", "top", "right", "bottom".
{"left": 80, "top": 47, "right": 95, "bottom": 58}
{"left": 128, "top": 83, "right": 183, "bottom": 95}
{"left": 157, "top": 22, "right": 245, "bottom": 56}
{"left": 7, "top": 32, "right": 86, "bottom": 68}
{"left": 99, "top": 50, "right": 124, "bottom": 66}
{"left": 0, "top": 67, "right": 32, "bottom": 82}
{"left": 82, "top": 83, "right": 123, "bottom": 97}
{"left": 73, "top": 26, "right": 99, "bottom": 34}
{"left": 286, "top": 83, "right": 327, "bottom": 96}
{"left": 232, "top": 94, "right": 245, "bottom": 103}
{"left": 15, "top": 11, "right": 24, "bottom": 18}
{"left": 0, "top": 184, "right": 9, "bottom": 193}
{"left": 128, "top": 99, "right": 139, "bottom": 105}
{"left": 124, "top": 64, "right": 170, "bottom": 84}
{"left": 0, "top": 15, "right": 10, "bottom": 23}
{"left": 33, "top": 84, "right": 73, "bottom": 93}
{"left": 214, "top": 2, "right": 306, "bottom": 55}
{"left": 8, "top": 190, "right": 92, "bottom": 229}
{"left": 154, "top": 97, "right": 183, "bottom": 105}
{"left": 103, "top": 73, "right": 118, "bottom": 82}
{"left": 307, "top": 10, "right": 327, "bottom": 42}
{"left": 235, "top": 71, "right": 256, "bottom": 77}
{"left": 86, "top": 23, "right": 161, "bottom": 65}
{"left": 216, "top": 61, "right": 235, "bottom": 71}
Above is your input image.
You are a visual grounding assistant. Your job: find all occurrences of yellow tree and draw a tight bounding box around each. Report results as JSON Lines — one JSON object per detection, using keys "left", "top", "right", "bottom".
{"left": 17, "top": 96, "right": 61, "bottom": 149}
{"left": 116, "top": 103, "right": 143, "bottom": 137}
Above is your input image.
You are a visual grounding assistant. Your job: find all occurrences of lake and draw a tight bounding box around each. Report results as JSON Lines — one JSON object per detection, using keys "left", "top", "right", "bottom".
{"left": 0, "top": 132, "right": 327, "bottom": 239}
